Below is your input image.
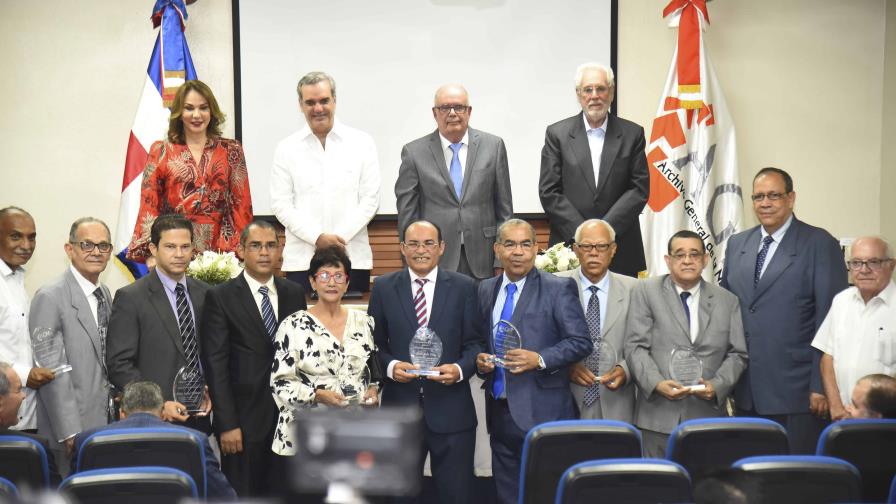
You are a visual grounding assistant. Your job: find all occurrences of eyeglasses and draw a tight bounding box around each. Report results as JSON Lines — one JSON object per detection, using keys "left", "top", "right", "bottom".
{"left": 314, "top": 271, "right": 348, "bottom": 284}
{"left": 245, "top": 242, "right": 279, "bottom": 252}
{"left": 71, "top": 241, "right": 113, "bottom": 253}
{"left": 499, "top": 240, "right": 534, "bottom": 251}
{"left": 579, "top": 85, "right": 611, "bottom": 96}
{"left": 575, "top": 242, "right": 614, "bottom": 253}
{"left": 750, "top": 192, "right": 789, "bottom": 202}
{"left": 433, "top": 104, "right": 469, "bottom": 114}
{"left": 846, "top": 258, "right": 893, "bottom": 271}
{"left": 402, "top": 240, "right": 439, "bottom": 251}
{"left": 670, "top": 252, "right": 704, "bottom": 262}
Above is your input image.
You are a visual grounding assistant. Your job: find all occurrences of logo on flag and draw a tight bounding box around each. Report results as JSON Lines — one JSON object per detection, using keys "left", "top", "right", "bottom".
{"left": 641, "top": 0, "right": 742, "bottom": 282}
{"left": 114, "top": 0, "right": 197, "bottom": 280}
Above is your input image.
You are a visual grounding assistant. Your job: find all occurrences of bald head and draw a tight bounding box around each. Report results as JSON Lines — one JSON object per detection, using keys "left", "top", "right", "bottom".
{"left": 0, "top": 206, "right": 36, "bottom": 269}
{"left": 848, "top": 236, "right": 894, "bottom": 303}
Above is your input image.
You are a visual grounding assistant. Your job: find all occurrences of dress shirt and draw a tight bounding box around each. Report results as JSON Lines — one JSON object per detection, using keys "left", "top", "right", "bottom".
{"left": 758, "top": 214, "right": 794, "bottom": 279}
{"left": 270, "top": 120, "right": 381, "bottom": 271}
{"left": 243, "top": 273, "right": 278, "bottom": 320}
{"left": 491, "top": 274, "right": 527, "bottom": 329}
{"left": 0, "top": 261, "right": 35, "bottom": 429}
{"left": 583, "top": 114, "right": 608, "bottom": 186}
{"left": 578, "top": 270, "right": 609, "bottom": 327}
{"left": 439, "top": 131, "right": 470, "bottom": 177}
{"left": 155, "top": 269, "right": 196, "bottom": 322}
{"left": 811, "top": 281, "right": 896, "bottom": 405}
{"left": 673, "top": 282, "right": 701, "bottom": 343}
{"left": 70, "top": 265, "right": 100, "bottom": 325}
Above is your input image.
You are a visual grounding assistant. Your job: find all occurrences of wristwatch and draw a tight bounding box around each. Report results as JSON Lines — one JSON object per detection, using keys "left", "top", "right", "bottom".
{"left": 537, "top": 354, "right": 546, "bottom": 370}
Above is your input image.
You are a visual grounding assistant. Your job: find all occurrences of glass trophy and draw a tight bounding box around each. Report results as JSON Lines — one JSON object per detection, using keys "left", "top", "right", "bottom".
{"left": 173, "top": 366, "right": 205, "bottom": 413}
{"left": 340, "top": 365, "right": 372, "bottom": 407}
{"left": 669, "top": 347, "right": 706, "bottom": 391}
{"left": 408, "top": 327, "right": 443, "bottom": 376}
{"left": 591, "top": 340, "right": 618, "bottom": 378}
{"left": 31, "top": 327, "right": 72, "bottom": 374}
{"left": 490, "top": 320, "right": 522, "bottom": 369}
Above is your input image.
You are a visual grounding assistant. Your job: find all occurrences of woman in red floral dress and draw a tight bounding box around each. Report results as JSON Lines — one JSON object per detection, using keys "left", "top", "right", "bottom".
{"left": 126, "top": 80, "right": 253, "bottom": 262}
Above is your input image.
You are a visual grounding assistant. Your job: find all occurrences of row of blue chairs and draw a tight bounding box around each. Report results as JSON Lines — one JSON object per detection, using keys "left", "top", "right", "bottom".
{"left": 519, "top": 417, "right": 896, "bottom": 504}
{"left": 0, "top": 466, "right": 197, "bottom": 503}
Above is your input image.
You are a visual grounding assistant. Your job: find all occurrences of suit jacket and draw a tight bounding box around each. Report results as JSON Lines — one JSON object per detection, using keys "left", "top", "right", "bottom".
{"left": 539, "top": 113, "right": 649, "bottom": 276}
{"left": 199, "top": 273, "right": 305, "bottom": 442}
{"left": 106, "top": 270, "right": 209, "bottom": 401}
{"left": 71, "top": 412, "right": 235, "bottom": 498}
{"left": 478, "top": 268, "right": 592, "bottom": 432}
{"left": 369, "top": 268, "right": 485, "bottom": 433}
{"left": 721, "top": 217, "right": 848, "bottom": 415}
{"left": 625, "top": 276, "right": 747, "bottom": 434}
{"left": 29, "top": 269, "right": 112, "bottom": 444}
{"left": 555, "top": 268, "right": 637, "bottom": 423}
{"left": 0, "top": 428, "right": 62, "bottom": 487}
{"left": 396, "top": 128, "right": 513, "bottom": 278}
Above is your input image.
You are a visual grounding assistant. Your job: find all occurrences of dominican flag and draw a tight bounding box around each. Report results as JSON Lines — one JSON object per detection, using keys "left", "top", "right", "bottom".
{"left": 114, "top": 0, "right": 197, "bottom": 280}
{"left": 640, "top": 0, "right": 742, "bottom": 282}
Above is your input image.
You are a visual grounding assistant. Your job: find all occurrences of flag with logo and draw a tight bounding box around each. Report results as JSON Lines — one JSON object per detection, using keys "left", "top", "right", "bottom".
{"left": 640, "top": 0, "right": 742, "bottom": 282}
{"left": 114, "top": 0, "right": 197, "bottom": 280}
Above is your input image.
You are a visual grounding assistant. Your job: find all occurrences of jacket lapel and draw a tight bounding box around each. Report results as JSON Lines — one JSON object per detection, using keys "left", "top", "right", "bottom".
{"left": 595, "top": 115, "right": 622, "bottom": 198}
{"left": 148, "top": 272, "right": 186, "bottom": 358}
{"left": 459, "top": 129, "right": 480, "bottom": 202}
{"left": 570, "top": 114, "right": 598, "bottom": 197}
{"left": 428, "top": 131, "right": 460, "bottom": 204}
{"left": 662, "top": 276, "right": 692, "bottom": 344}
{"left": 602, "top": 272, "right": 624, "bottom": 335}
{"left": 393, "top": 269, "right": 418, "bottom": 327}
{"left": 509, "top": 269, "right": 540, "bottom": 343}
{"left": 754, "top": 220, "right": 798, "bottom": 299}
{"left": 429, "top": 270, "right": 451, "bottom": 329}
{"left": 65, "top": 270, "right": 104, "bottom": 369}
{"left": 696, "top": 280, "right": 713, "bottom": 344}
{"left": 235, "top": 274, "right": 273, "bottom": 351}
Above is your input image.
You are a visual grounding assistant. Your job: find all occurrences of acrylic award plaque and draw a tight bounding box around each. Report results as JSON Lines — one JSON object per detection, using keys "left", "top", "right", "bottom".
{"left": 408, "top": 327, "right": 443, "bottom": 376}
{"left": 491, "top": 320, "right": 522, "bottom": 369}
{"left": 31, "top": 327, "right": 72, "bottom": 375}
{"left": 173, "top": 366, "right": 205, "bottom": 413}
{"left": 669, "top": 347, "right": 706, "bottom": 391}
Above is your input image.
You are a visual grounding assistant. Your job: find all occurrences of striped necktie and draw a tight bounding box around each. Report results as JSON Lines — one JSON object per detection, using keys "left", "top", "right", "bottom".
{"left": 175, "top": 283, "right": 200, "bottom": 371}
{"left": 259, "top": 285, "right": 277, "bottom": 339}
{"left": 414, "top": 278, "right": 428, "bottom": 327}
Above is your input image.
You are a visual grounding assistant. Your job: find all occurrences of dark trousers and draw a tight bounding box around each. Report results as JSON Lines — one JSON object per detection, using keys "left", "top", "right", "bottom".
{"left": 221, "top": 436, "right": 283, "bottom": 497}
{"left": 489, "top": 399, "right": 527, "bottom": 504}
{"left": 286, "top": 269, "right": 371, "bottom": 293}
{"left": 736, "top": 407, "right": 829, "bottom": 454}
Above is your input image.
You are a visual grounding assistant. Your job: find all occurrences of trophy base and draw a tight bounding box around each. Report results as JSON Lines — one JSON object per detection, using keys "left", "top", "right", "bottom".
{"left": 51, "top": 364, "right": 73, "bottom": 374}
{"left": 683, "top": 384, "right": 706, "bottom": 391}
{"left": 489, "top": 356, "right": 515, "bottom": 369}
{"left": 407, "top": 369, "right": 440, "bottom": 377}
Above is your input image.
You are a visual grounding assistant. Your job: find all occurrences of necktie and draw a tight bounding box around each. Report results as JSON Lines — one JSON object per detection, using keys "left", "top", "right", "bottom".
{"left": 492, "top": 283, "right": 517, "bottom": 398}
{"left": 754, "top": 235, "right": 775, "bottom": 286}
{"left": 449, "top": 143, "right": 463, "bottom": 199}
{"left": 93, "top": 288, "right": 108, "bottom": 364}
{"left": 680, "top": 291, "right": 692, "bottom": 326}
{"left": 259, "top": 285, "right": 277, "bottom": 340}
{"left": 414, "top": 278, "right": 428, "bottom": 327}
{"left": 583, "top": 286, "right": 602, "bottom": 407}
{"left": 175, "top": 283, "right": 200, "bottom": 371}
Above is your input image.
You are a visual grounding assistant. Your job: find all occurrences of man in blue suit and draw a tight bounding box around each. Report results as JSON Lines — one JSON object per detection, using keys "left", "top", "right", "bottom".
{"left": 721, "top": 167, "right": 848, "bottom": 454}
{"left": 71, "top": 381, "right": 235, "bottom": 499}
{"left": 369, "top": 220, "right": 485, "bottom": 503}
{"left": 476, "top": 219, "right": 592, "bottom": 504}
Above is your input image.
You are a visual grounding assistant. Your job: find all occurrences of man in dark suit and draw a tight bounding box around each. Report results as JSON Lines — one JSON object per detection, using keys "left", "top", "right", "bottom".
{"left": 106, "top": 214, "right": 212, "bottom": 433}
{"left": 539, "top": 62, "right": 649, "bottom": 277}
{"left": 200, "top": 219, "right": 306, "bottom": 497}
{"left": 0, "top": 361, "right": 61, "bottom": 487}
{"left": 368, "top": 220, "right": 485, "bottom": 503}
{"left": 396, "top": 84, "right": 513, "bottom": 280}
{"left": 71, "top": 380, "right": 235, "bottom": 499}
{"left": 475, "top": 219, "right": 592, "bottom": 504}
{"left": 721, "top": 167, "right": 848, "bottom": 454}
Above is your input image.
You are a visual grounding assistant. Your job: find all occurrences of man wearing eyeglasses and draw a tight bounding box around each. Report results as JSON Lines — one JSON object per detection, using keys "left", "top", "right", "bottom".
{"left": 28, "top": 217, "right": 114, "bottom": 474}
{"left": 200, "top": 219, "right": 306, "bottom": 497}
{"left": 555, "top": 219, "right": 638, "bottom": 422}
{"left": 539, "top": 62, "right": 649, "bottom": 278}
{"left": 395, "top": 83, "right": 513, "bottom": 282}
{"left": 626, "top": 230, "right": 747, "bottom": 457}
{"left": 811, "top": 237, "right": 895, "bottom": 421}
{"left": 721, "top": 167, "right": 848, "bottom": 454}
{"left": 475, "top": 219, "right": 591, "bottom": 504}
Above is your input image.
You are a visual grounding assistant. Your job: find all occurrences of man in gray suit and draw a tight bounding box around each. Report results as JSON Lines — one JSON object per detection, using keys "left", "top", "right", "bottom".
{"left": 396, "top": 83, "right": 513, "bottom": 280}
{"left": 721, "top": 167, "right": 848, "bottom": 453}
{"left": 556, "top": 219, "right": 637, "bottom": 422}
{"left": 626, "top": 230, "right": 747, "bottom": 457}
{"left": 30, "top": 217, "right": 114, "bottom": 473}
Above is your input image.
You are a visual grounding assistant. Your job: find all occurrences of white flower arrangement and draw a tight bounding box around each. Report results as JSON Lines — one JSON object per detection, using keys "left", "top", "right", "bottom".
{"left": 534, "top": 242, "right": 580, "bottom": 273}
{"left": 186, "top": 250, "right": 242, "bottom": 285}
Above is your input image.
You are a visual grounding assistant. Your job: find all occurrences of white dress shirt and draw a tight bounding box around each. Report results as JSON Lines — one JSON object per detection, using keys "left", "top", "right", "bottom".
{"left": 270, "top": 120, "right": 381, "bottom": 271}
{"left": 439, "top": 131, "right": 470, "bottom": 179}
{"left": 674, "top": 282, "right": 701, "bottom": 343}
{"left": 0, "top": 261, "right": 35, "bottom": 429}
{"left": 243, "top": 273, "right": 279, "bottom": 319}
{"left": 578, "top": 270, "right": 609, "bottom": 328}
{"left": 758, "top": 214, "right": 794, "bottom": 279}
{"left": 70, "top": 265, "right": 101, "bottom": 325}
{"left": 812, "top": 281, "right": 896, "bottom": 406}
{"left": 583, "top": 114, "right": 608, "bottom": 187}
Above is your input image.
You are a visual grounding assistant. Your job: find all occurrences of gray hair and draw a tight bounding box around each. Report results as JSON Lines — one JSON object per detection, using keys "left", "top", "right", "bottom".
{"left": 121, "top": 381, "right": 165, "bottom": 414}
{"left": 239, "top": 219, "right": 277, "bottom": 247}
{"left": 68, "top": 217, "right": 111, "bottom": 244}
{"left": 853, "top": 236, "right": 893, "bottom": 259}
{"left": 0, "top": 362, "right": 10, "bottom": 396}
{"left": 575, "top": 62, "right": 616, "bottom": 90}
{"left": 574, "top": 219, "right": 616, "bottom": 243}
{"left": 297, "top": 71, "right": 337, "bottom": 101}
{"left": 497, "top": 218, "right": 536, "bottom": 243}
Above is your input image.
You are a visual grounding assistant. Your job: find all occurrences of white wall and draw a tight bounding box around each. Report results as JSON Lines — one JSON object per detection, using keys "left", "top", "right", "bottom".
{"left": 1, "top": 0, "right": 893, "bottom": 296}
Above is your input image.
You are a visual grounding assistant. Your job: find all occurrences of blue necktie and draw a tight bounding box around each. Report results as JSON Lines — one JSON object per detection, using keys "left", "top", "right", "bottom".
{"left": 754, "top": 235, "right": 774, "bottom": 286}
{"left": 259, "top": 285, "right": 277, "bottom": 340}
{"left": 492, "top": 283, "right": 517, "bottom": 398}
{"left": 680, "top": 291, "right": 692, "bottom": 326}
{"left": 583, "top": 286, "right": 602, "bottom": 406}
{"left": 449, "top": 143, "right": 463, "bottom": 199}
